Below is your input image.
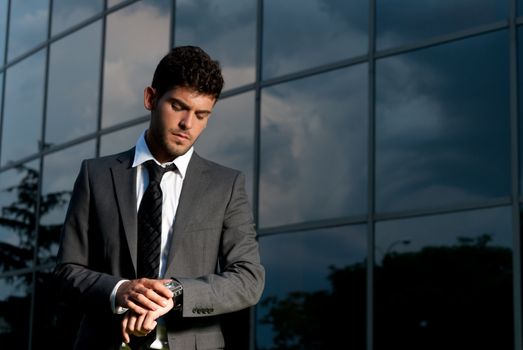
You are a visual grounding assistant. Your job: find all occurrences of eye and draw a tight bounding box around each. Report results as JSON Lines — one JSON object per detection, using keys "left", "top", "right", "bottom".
{"left": 171, "top": 102, "right": 182, "bottom": 111}
{"left": 196, "top": 113, "right": 209, "bottom": 120}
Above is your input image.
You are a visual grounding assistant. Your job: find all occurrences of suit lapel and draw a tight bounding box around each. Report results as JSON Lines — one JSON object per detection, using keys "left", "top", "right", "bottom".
{"left": 111, "top": 148, "right": 138, "bottom": 275}
{"left": 165, "top": 153, "right": 212, "bottom": 274}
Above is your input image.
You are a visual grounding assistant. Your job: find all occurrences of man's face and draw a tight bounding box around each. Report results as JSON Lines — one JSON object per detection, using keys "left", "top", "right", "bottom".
{"left": 144, "top": 86, "right": 216, "bottom": 162}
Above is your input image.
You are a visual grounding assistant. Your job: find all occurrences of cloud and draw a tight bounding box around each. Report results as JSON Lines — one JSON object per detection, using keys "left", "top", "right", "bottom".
{"left": 102, "top": 0, "right": 171, "bottom": 128}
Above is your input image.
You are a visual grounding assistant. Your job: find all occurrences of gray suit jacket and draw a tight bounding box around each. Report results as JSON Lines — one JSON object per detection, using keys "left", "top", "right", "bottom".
{"left": 54, "top": 148, "right": 265, "bottom": 350}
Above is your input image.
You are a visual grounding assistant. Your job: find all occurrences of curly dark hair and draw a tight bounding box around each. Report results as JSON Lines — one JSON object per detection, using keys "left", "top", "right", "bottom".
{"left": 151, "top": 46, "right": 224, "bottom": 101}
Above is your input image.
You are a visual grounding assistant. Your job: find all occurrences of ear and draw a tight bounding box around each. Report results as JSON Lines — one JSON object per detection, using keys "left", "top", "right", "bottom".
{"left": 144, "top": 86, "right": 156, "bottom": 110}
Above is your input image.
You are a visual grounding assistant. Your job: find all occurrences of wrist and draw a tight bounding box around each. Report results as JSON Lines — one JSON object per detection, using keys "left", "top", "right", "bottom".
{"left": 164, "top": 279, "right": 183, "bottom": 311}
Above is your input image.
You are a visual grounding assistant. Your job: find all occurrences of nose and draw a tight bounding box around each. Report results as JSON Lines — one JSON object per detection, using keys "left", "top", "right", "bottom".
{"left": 179, "top": 111, "right": 194, "bottom": 130}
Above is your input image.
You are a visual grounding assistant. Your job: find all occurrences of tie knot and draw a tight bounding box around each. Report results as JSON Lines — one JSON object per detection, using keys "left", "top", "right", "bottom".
{"left": 144, "top": 160, "right": 176, "bottom": 184}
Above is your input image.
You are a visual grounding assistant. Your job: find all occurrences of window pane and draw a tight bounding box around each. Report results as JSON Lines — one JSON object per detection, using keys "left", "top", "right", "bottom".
{"left": 0, "top": 274, "right": 32, "bottom": 348}
{"left": 260, "top": 65, "right": 368, "bottom": 228}
{"left": 377, "top": 0, "right": 506, "bottom": 50}
{"left": 100, "top": 122, "right": 148, "bottom": 157}
{"left": 175, "top": 0, "right": 256, "bottom": 89}
{"left": 197, "top": 92, "right": 255, "bottom": 200}
{"left": 376, "top": 31, "right": 510, "bottom": 213}
{"left": 0, "top": 0, "right": 7, "bottom": 63}
{"left": 102, "top": 0, "right": 170, "bottom": 128}
{"left": 46, "top": 21, "right": 102, "bottom": 145}
{"left": 108, "top": 0, "right": 126, "bottom": 8}
{"left": 375, "top": 206, "right": 513, "bottom": 349}
{"left": 1, "top": 50, "right": 46, "bottom": 165}
{"left": 0, "top": 161, "right": 39, "bottom": 272}
{"left": 257, "top": 226, "right": 367, "bottom": 349}
{"left": 38, "top": 141, "right": 95, "bottom": 265}
{"left": 51, "top": 0, "right": 103, "bottom": 35}
{"left": 7, "top": 0, "right": 49, "bottom": 60}
{"left": 262, "top": 0, "right": 367, "bottom": 79}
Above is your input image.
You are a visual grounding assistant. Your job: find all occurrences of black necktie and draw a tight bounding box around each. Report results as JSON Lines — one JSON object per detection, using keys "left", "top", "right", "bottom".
{"left": 137, "top": 160, "right": 176, "bottom": 279}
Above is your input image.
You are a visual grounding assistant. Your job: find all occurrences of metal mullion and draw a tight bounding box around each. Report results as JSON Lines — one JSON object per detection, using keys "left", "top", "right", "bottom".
{"left": 0, "top": 0, "right": 11, "bottom": 167}
{"left": 95, "top": 0, "right": 108, "bottom": 157}
{"left": 510, "top": 0, "right": 522, "bottom": 349}
{"left": 367, "top": 1, "right": 376, "bottom": 350}
{"left": 249, "top": 1, "right": 263, "bottom": 349}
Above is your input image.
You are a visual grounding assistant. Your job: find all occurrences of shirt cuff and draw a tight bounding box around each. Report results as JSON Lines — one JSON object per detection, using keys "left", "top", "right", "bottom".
{"left": 111, "top": 279, "right": 130, "bottom": 314}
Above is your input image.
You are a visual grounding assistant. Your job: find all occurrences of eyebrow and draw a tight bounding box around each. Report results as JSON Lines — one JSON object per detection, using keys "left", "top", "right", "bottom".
{"left": 169, "top": 97, "right": 212, "bottom": 115}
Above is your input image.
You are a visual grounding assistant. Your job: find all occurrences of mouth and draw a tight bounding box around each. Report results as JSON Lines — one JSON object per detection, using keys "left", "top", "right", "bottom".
{"left": 171, "top": 131, "right": 190, "bottom": 141}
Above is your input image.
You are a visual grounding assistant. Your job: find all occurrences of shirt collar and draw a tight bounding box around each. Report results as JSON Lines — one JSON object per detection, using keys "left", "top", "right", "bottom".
{"left": 132, "top": 130, "right": 193, "bottom": 179}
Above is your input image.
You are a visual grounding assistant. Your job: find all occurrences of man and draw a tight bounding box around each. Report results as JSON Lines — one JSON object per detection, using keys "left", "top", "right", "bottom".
{"left": 54, "top": 46, "right": 265, "bottom": 350}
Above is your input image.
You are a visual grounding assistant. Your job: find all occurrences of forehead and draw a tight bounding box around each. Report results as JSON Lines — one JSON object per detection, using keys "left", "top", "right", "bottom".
{"left": 161, "top": 87, "right": 216, "bottom": 108}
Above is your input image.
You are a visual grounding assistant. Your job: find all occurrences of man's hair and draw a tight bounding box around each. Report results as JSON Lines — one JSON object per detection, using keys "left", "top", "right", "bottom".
{"left": 151, "top": 46, "right": 224, "bottom": 101}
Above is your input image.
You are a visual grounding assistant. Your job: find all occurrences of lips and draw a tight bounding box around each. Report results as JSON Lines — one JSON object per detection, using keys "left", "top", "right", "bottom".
{"left": 172, "top": 132, "right": 190, "bottom": 141}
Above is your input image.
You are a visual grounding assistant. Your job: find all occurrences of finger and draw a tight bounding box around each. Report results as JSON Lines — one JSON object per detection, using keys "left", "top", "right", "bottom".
{"left": 135, "top": 313, "right": 146, "bottom": 333}
{"left": 121, "top": 315, "right": 130, "bottom": 343}
{"left": 143, "top": 288, "right": 170, "bottom": 307}
{"left": 143, "top": 312, "right": 157, "bottom": 331}
{"left": 127, "top": 314, "right": 137, "bottom": 333}
{"left": 126, "top": 300, "right": 147, "bottom": 315}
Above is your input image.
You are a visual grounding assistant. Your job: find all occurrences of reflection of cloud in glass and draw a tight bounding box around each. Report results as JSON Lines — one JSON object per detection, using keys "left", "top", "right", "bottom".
{"left": 263, "top": 0, "right": 367, "bottom": 79}
{"left": 7, "top": 0, "right": 48, "bottom": 60}
{"left": 1, "top": 51, "right": 46, "bottom": 166}
{"left": 376, "top": 31, "right": 510, "bottom": 213}
{"left": 175, "top": 0, "right": 256, "bottom": 89}
{"left": 102, "top": 0, "right": 170, "bottom": 128}
{"left": 260, "top": 65, "right": 367, "bottom": 228}
{"left": 377, "top": 0, "right": 506, "bottom": 50}
{"left": 100, "top": 121, "right": 148, "bottom": 157}
{"left": 46, "top": 21, "right": 102, "bottom": 145}
{"left": 51, "top": 0, "right": 103, "bottom": 35}
{"left": 196, "top": 92, "right": 255, "bottom": 199}
{"left": 375, "top": 206, "right": 512, "bottom": 264}
{"left": 257, "top": 225, "right": 366, "bottom": 349}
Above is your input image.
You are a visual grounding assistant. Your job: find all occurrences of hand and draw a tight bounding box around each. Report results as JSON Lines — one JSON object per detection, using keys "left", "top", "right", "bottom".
{"left": 121, "top": 297, "right": 174, "bottom": 344}
{"left": 116, "top": 278, "right": 173, "bottom": 315}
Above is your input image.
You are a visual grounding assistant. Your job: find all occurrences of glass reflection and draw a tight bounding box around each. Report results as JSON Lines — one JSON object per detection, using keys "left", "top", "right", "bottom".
{"left": 51, "top": 0, "right": 103, "bottom": 35}
{"left": 1, "top": 50, "right": 46, "bottom": 166}
{"left": 262, "top": 0, "right": 367, "bottom": 79}
{"left": 376, "top": 31, "right": 510, "bottom": 214}
{"left": 0, "top": 161, "right": 39, "bottom": 272}
{"left": 32, "top": 269, "right": 81, "bottom": 349}
{"left": 102, "top": 0, "right": 170, "bottom": 128}
{"left": 197, "top": 92, "right": 255, "bottom": 200}
{"left": 257, "top": 225, "right": 367, "bottom": 350}
{"left": 39, "top": 141, "right": 95, "bottom": 265}
{"left": 175, "top": 0, "right": 256, "bottom": 89}
{"left": 0, "top": 274, "right": 32, "bottom": 349}
{"left": 100, "top": 121, "right": 148, "bottom": 156}
{"left": 375, "top": 206, "right": 513, "bottom": 349}
{"left": 260, "top": 65, "right": 367, "bottom": 228}
{"left": 0, "top": 0, "right": 7, "bottom": 63}
{"left": 377, "top": 0, "right": 506, "bottom": 50}
{"left": 46, "top": 21, "right": 101, "bottom": 145}
{"left": 7, "top": 0, "right": 49, "bottom": 60}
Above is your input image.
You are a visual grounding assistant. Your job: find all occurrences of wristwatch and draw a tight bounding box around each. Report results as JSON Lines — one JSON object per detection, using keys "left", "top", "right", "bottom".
{"left": 164, "top": 279, "right": 183, "bottom": 311}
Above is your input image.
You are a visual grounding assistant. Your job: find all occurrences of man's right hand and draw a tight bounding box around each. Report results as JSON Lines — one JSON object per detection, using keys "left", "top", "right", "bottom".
{"left": 116, "top": 278, "right": 174, "bottom": 315}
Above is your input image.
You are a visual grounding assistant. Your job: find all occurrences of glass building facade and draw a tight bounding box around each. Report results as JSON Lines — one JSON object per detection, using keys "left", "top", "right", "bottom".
{"left": 0, "top": 0, "right": 521, "bottom": 349}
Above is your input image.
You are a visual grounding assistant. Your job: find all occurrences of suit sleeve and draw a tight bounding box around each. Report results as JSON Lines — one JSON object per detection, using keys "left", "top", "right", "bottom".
{"left": 53, "top": 159, "right": 121, "bottom": 315}
{"left": 175, "top": 172, "right": 265, "bottom": 317}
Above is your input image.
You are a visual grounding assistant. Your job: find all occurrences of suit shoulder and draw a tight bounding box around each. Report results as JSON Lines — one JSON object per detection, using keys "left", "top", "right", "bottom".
{"left": 195, "top": 154, "right": 241, "bottom": 178}
{"left": 83, "top": 148, "right": 134, "bottom": 168}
